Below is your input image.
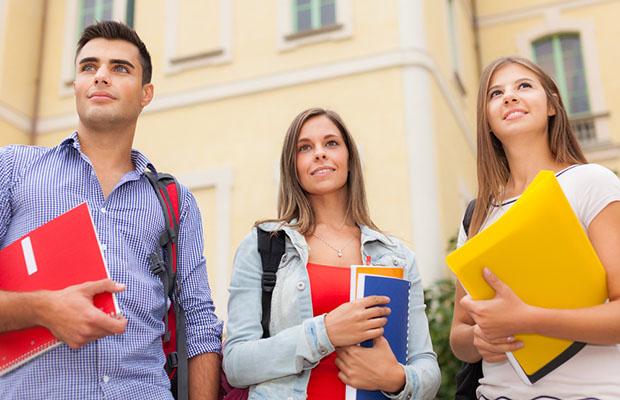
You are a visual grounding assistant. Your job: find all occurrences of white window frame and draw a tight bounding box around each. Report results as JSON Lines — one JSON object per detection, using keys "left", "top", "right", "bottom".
{"left": 278, "top": 0, "right": 352, "bottom": 52}
{"left": 516, "top": 14, "right": 610, "bottom": 143}
{"left": 163, "top": 0, "right": 232, "bottom": 76}
{"left": 59, "top": 0, "right": 129, "bottom": 97}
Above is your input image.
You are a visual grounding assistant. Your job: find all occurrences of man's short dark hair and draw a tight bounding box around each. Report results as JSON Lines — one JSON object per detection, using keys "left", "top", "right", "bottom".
{"left": 76, "top": 21, "right": 152, "bottom": 84}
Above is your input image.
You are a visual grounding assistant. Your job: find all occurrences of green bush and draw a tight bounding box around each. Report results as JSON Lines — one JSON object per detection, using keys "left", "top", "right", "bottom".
{"left": 424, "top": 278, "right": 460, "bottom": 399}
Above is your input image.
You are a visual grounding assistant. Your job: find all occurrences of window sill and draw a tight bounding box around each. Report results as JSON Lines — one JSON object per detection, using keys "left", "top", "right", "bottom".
{"left": 284, "top": 23, "right": 343, "bottom": 41}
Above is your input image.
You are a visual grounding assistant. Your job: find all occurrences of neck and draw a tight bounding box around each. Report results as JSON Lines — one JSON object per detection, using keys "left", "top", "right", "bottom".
{"left": 77, "top": 122, "right": 136, "bottom": 173}
{"left": 308, "top": 189, "right": 353, "bottom": 230}
{"left": 502, "top": 130, "right": 568, "bottom": 196}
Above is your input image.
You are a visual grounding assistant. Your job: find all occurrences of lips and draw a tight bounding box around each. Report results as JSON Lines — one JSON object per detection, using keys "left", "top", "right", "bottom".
{"left": 88, "top": 91, "right": 116, "bottom": 100}
{"left": 310, "top": 166, "right": 335, "bottom": 176}
{"left": 503, "top": 109, "right": 527, "bottom": 120}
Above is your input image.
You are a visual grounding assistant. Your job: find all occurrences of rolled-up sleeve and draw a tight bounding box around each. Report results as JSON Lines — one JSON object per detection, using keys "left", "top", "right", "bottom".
{"left": 177, "top": 188, "right": 223, "bottom": 357}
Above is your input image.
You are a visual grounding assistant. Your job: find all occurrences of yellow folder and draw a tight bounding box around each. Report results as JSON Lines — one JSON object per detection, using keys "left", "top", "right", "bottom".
{"left": 446, "top": 170, "right": 607, "bottom": 384}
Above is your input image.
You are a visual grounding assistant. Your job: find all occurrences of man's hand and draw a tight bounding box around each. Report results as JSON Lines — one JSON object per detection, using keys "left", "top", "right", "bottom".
{"left": 38, "top": 279, "right": 127, "bottom": 348}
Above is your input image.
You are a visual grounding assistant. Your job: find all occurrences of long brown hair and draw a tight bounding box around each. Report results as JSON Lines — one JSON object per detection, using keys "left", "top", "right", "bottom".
{"left": 259, "top": 108, "right": 378, "bottom": 234}
{"left": 469, "top": 56, "right": 587, "bottom": 236}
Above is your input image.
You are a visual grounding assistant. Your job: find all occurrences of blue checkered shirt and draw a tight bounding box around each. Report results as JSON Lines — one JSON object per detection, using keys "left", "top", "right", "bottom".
{"left": 0, "top": 133, "right": 223, "bottom": 399}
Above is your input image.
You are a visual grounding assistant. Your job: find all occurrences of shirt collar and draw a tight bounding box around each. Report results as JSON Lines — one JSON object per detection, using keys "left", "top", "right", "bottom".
{"left": 60, "top": 131, "right": 154, "bottom": 176}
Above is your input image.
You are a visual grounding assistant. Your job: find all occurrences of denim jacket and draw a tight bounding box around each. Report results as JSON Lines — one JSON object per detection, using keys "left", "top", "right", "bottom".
{"left": 223, "top": 222, "right": 440, "bottom": 400}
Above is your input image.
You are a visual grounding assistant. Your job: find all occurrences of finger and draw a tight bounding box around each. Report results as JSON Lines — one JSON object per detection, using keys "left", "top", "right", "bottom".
{"left": 337, "top": 371, "right": 351, "bottom": 385}
{"left": 459, "top": 295, "right": 476, "bottom": 314}
{"left": 366, "top": 306, "right": 391, "bottom": 319}
{"left": 373, "top": 335, "right": 389, "bottom": 348}
{"left": 360, "top": 296, "right": 390, "bottom": 307}
{"left": 365, "top": 317, "right": 388, "bottom": 330}
{"left": 83, "top": 279, "right": 126, "bottom": 295}
{"left": 362, "top": 327, "right": 384, "bottom": 342}
{"left": 90, "top": 312, "right": 128, "bottom": 335}
{"left": 482, "top": 268, "right": 507, "bottom": 295}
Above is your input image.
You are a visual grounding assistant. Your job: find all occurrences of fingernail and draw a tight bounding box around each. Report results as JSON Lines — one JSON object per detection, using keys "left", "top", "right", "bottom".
{"left": 507, "top": 336, "right": 515, "bottom": 343}
{"left": 116, "top": 283, "right": 126, "bottom": 290}
{"left": 516, "top": 342, "right": 524, "bottom": 349}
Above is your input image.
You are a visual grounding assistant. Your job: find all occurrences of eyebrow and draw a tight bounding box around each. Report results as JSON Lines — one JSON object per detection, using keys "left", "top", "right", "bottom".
{"left": 488, "top": 77, "right": 536, "bottom": 94}
{"left": 297, "top": 133, "right": 340, "bottom": 143}
{"left": 78, "top": 57, "right": 136, "bottom": 69}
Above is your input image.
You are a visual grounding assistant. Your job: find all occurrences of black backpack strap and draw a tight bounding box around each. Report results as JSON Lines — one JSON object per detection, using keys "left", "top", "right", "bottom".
{"left": 145, "top": 170, "right": 188, "bottom": 400}
{"left": 462, "top": 199, "right": 476, "bottom": 236}
{"left": 257, "top": 228, "right": 286, "bottom": 339}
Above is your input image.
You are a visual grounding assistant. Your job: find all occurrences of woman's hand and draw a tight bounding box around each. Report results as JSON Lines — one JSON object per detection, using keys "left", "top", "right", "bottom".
{"left": 472, "top": 324, "right": 523, "bottom": 363}
{"left": 460, "top": 268, "right": 532, "bottom": 341}
{"left": 325, "top": 296, "right": 390, "bottom": 347}
{"left": 335, "top": 336, "right": 405, "bottom": 393}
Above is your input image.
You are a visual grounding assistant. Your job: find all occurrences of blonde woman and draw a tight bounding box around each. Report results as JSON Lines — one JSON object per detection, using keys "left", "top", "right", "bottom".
{"left": 450, "top": 57, "right": 620, "bottom": 398}
{"left": 223, "top": 108, "right": 440, "bottom": 399}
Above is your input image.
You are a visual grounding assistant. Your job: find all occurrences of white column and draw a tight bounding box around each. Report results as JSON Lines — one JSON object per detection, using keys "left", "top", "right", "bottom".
{"left": 399, "top": 0, "right": 445, "bottom": 286}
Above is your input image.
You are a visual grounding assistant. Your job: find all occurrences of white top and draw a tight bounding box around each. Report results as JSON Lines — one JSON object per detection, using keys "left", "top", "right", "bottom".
{"left": 457, "top": 164, "right": 620, "bottom": 399}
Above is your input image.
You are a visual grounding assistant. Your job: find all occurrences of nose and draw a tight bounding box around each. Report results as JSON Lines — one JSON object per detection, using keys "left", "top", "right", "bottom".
{"left": 503, "top": 89, "right": 519, "bottom": 104}
{"left": 94, "top": 66, "right": 110, "bottom": 85}
{"left": 313, "top": 146, "right": 327, "bottom": 160}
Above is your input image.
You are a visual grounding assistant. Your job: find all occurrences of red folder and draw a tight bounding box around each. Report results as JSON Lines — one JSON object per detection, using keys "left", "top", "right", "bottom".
{"left": 0, "top": 203, "right": 119, "bottom": 375}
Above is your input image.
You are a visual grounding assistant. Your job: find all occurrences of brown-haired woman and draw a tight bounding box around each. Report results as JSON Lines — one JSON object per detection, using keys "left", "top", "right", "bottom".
{"left": 223, "top": 108, "right": 440, "bottom": 399}
{"left": 450, "top": 57, "right": 620, "bottom": 398}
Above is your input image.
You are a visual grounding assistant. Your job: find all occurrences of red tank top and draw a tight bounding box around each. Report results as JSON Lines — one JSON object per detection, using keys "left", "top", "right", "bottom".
{"left": 306, "top": 263, "right": 350, "bottom": 400}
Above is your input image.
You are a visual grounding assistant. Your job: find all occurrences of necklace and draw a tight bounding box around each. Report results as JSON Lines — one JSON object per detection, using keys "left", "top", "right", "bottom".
{"left": 312, "top": 231, "right": 356, "bottom": 257}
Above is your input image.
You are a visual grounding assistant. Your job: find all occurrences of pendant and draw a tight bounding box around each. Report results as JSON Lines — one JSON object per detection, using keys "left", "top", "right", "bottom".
{"left": 337, "top": 250, "right": 343, "bottom": 257}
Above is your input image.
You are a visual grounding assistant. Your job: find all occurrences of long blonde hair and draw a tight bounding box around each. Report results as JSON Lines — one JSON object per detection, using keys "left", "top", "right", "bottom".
{"left": 469, "top": 56, "right": 587, "bottom": 236}
{"left": 259, "top": 108, "right": 378, "bottom": 234}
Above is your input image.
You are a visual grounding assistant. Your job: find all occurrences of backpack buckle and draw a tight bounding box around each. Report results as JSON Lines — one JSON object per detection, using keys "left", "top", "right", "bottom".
{"left": 261, "top": 271, "right": 277, "bottom": 293}
{"left": 149, "top": 252, "right": 166, "bottom": 276}
{"left": 166, "top": 351, "right": 179, "bottom": 369}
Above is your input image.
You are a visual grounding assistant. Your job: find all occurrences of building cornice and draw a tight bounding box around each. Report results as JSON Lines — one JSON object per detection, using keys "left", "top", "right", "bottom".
{"left": 477, "top": 0, "right": 617, "bottom": 27}
{"left": 7, "top": 48, "right": 473, "bottom": 152}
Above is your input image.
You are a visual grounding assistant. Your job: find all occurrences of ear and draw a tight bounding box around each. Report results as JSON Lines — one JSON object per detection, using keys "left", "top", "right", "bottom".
{"left": 141, "top": 83, "right": 154, "bottom": 107}
{"left": 548, "top": 94, "right": 558, "bottom": 117}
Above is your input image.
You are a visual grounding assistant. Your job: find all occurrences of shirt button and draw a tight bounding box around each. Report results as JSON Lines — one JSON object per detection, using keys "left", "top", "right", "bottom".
{"left": 392, "top": 258, "right": 400, "bottom": 266}
{"left": 102, "top": 375, "right": 110, "bottom": 383}
{"left": 100, "top": 207, "right": 107, "bottom": 214}
{"left": 319, "top": 347, "right": 327, "bottom": 355}
{"left": 296, "top": 281, "right": 305, "bottom": 291}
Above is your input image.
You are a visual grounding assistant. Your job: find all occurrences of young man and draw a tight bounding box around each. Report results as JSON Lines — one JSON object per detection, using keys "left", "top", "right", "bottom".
{"left": 0, "top": 22, "right": 222, "bottom": 399}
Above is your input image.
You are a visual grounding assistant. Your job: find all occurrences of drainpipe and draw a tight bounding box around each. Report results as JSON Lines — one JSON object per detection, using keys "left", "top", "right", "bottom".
{"left": 30, "top": 0, "right": 48, "bottom": 145}
{"left": 472, "top": 0, "right": 483, "bottom": 76}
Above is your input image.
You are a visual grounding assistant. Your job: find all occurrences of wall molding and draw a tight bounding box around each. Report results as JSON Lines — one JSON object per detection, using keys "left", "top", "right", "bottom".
{"left": 163, "top": 0, "right": 232, "bottom": 75}
{"left": 178, "top": 166, "right": 233, "bottom": 316}
{"left": 33, "top": 48, "right": 475, "bottom": 153}
{"left": 477, "top": 0, "right": 617, "bottom": 27}
{"left": 0, "top": 101, "right": 31, "bottom": 132}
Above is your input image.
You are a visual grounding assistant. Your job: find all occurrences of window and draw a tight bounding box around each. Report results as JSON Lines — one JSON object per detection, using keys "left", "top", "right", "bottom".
{"left": 293, "top": 0, "right": 337, "bottom": 33}
{"left": 533, "top": 34, "right": 596, "bottom": 144}
{"left": 78, "top": 0, "right": 134, "bottom": 34}
{"left": 533, "top": 34, "right": 590, "bottom": 115}
{"left": 60, "top": 0, "right": 135, "bottom": 94}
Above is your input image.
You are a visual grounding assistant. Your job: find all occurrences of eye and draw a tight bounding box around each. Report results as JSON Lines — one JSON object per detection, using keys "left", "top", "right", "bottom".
{"left": 518, "top": 82, "right": 532, "bottom": 89}
{"left": 326, "top": 140, "right": 339, "bottom": 147}
{"left": 489, "top": 89, "right": 502, "bottom": 99}
{"left": 298, "top": 144, "right": 311, "bottom": 152}
{"left": 113, "top": 64, "right": 129, "bottom": 73}
{"left": 80, "top": 63, "right": 97, "bottom": 72}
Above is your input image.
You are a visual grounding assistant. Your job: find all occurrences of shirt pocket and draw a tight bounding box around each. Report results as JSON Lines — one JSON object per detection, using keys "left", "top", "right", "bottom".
{"left": 373, "top": 251, "right": 407, "bottom": 268}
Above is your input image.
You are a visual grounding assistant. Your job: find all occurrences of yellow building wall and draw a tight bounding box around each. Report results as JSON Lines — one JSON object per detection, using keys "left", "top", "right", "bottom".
{"left": 0, "top": 119, "right": 29, "bottom": 146}
{"left": 0, "top": 0, "right": 43, "bottom": 117}
{"left": 477, "top": 0, "right": 562, "bottom": 17}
